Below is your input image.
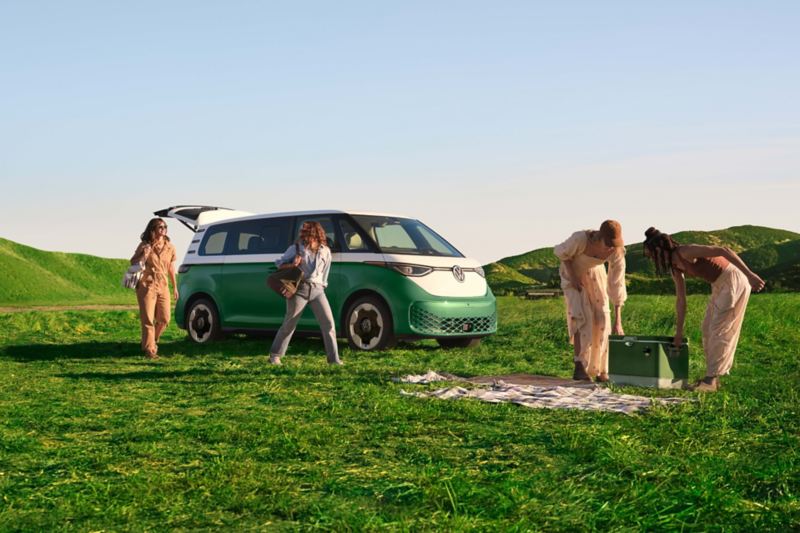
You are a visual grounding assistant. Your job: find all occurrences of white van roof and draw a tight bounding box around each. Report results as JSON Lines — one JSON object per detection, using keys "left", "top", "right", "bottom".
{"left": 155, "top": 205, "right": 411, "bottom": 232}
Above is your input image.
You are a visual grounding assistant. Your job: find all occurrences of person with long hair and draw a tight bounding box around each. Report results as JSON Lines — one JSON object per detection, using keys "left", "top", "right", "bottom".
{"left": 554, "top": 220, "right": 627, "bottom": 382}
{"left": 130, "top": 217, "right": 178, "bottom": 360}
{"left": 268, "top": 221, "right": 342, "bottom": 365}
{"left": 642, "top": 227, "right": 765, "bottom": 391}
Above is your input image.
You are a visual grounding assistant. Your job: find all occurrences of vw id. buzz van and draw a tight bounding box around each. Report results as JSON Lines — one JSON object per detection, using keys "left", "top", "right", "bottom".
{"left": 157, "top": 206, "right": 496, "bottom": 350}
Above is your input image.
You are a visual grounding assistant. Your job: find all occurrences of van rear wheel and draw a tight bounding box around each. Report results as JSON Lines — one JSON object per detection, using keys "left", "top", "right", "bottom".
{"left": 345, "top": 296, "right": 396, "bottom": 351}
{"left": 187, "top": 298, "right": 221, "bottom": 344}
{"left": 437, "top": 338, "right": 481, "bottom": 349}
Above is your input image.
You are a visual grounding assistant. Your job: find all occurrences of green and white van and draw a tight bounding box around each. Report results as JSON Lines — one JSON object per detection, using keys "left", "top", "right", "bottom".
{"left": 157, "top": 205, "right": 496, "bottom": 350}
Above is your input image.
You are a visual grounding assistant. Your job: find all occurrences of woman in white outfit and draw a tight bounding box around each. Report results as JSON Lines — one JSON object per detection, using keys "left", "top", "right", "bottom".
{"left": 642, "top": 227, "right": 764, "bottom": 392}
{"left": 554, "top": 220, "right": 627, "bottom": 382}
{"left": 269, "top": 221, "right": 342, "bottom": 365}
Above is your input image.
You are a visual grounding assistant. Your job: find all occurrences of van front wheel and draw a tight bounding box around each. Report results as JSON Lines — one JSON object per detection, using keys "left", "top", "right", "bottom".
{"left": 186, "top": 298, "right": 221, "bottom": 344}
{"left": 345, "top": 296, "right": 396, "bottom": 351}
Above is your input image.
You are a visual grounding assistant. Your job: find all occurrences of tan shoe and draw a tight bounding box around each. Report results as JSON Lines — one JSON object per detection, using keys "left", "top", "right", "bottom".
{"left": 269, "top": 354, "right": 282, "bottom": 365}
{"left": 692, "top": 377, "right": 719, "bottom": 392}
{"left": 595, "top": 373, "right": 610, "bottom": 383}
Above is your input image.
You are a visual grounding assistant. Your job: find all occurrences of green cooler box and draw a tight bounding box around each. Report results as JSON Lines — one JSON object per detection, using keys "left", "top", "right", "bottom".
{"left": 608, "top": 335, "right": 689, "bottom": 389}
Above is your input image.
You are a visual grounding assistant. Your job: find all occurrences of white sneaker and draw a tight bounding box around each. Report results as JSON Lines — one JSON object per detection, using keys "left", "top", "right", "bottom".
{"left": 269, "top": 354, "right": 282, "bottom": 365}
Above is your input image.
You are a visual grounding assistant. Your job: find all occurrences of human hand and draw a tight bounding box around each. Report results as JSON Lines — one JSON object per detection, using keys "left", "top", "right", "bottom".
{"left": 173, "top": 288, "right": 179, "bottom": 300}
{"left": 293, "top": 255, "right": 302, "bottom": 267}
{"left": 612, "top": 323, "right": 624, "bottom": 336}
{"left": 749, "top": 273, "right": 765, "bottom": 292}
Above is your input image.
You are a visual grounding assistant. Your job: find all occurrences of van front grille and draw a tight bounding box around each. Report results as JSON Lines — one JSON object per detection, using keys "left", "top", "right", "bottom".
{"left": 410, "top": 306, "right": 497, "bottom": 336}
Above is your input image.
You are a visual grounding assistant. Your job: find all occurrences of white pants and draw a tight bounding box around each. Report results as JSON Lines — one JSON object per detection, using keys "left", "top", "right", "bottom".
{"left": 702, "top": 265, "right": 751, "bottom": 377}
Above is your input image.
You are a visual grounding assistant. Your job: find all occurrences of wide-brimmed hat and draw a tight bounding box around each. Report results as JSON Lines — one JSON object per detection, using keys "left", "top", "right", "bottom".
{"left": 599, "top": 220, "right": 624, "bottom": 247}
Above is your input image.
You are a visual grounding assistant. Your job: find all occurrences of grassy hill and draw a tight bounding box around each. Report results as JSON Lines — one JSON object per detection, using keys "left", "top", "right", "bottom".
{"left": 0, "top": 238, "right": 136, "bottom": 306}
{"left": 485, "top": 225, "right": 800, "bottom": 294}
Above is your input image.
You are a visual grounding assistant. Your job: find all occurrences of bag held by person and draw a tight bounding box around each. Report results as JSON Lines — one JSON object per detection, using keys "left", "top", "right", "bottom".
{"left": 267, "top": 243, "right": 304, "bottom": 298}
{"left": 122, "top": 262, "right": 144, "bottom": 289}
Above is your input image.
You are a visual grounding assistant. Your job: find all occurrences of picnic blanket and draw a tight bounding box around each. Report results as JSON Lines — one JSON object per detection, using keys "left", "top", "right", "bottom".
{"left": 396, "top": 372, "right": 689, "bottom": 415}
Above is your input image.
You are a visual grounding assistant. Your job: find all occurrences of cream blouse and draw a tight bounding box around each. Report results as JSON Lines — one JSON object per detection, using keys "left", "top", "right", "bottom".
{"left": 554, "top": 230, "right": 627, "bottom": 306}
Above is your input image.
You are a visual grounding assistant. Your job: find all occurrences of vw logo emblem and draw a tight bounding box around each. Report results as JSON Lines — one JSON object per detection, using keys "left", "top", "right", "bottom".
{"left": 452, "top": 265, "right": 465, "bottom": 282}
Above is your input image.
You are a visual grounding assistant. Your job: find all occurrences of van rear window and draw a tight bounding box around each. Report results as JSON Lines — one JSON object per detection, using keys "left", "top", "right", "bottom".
{"left": 201, "top": 230, "right": 227, "bottom": 255}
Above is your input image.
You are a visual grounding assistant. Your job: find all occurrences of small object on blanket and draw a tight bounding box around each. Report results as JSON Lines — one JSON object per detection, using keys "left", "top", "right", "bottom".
{"left": 392, "top": 371, "right": 460, "bottom": 384}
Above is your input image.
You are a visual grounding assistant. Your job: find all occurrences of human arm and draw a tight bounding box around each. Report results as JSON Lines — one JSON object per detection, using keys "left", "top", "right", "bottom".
{"left": 554, "top": 231, "right": 587, "bottom": 291}
{"left": 612, "top": 304, "right": 624, "bottom": 335}
{"left": 672, "top": 269, "right": 687, "bottom": 347}
{"left": 679, "top": 245, "right": 765, "bottom": 292}
{"left": 320, "top": 247, "right": 331, "bottom": 287}
{"left": 130, "top": 242, "right": 151, "bottom": 265}
{"left": 169, "top": 261, "right": 179, "bottom": 300}
{"left": 276, "top": 244, "right": 302, "bottom": 269}
{"left": 563, "top": 261, "right": 582, "bottom": 291}
{"left": 607, "top": 248, "right": 627, "bottom": 334}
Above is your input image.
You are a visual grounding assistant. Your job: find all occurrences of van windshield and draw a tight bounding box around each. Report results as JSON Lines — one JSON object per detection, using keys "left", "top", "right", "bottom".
{"left": 350, "top": 215, "right": 463, "bottom": 257}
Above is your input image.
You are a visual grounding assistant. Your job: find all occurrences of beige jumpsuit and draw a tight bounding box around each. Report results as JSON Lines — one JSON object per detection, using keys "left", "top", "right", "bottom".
{"left": 555, "top": 231, "right": 627, "bottom": 377}
{"left": 135, "top": 240, "right": 176, "bottom": 356}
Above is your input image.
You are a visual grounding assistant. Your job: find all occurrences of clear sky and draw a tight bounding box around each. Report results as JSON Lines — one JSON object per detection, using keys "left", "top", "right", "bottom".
{"left": 2, "top": 1, "right": 799, "bottom": 265}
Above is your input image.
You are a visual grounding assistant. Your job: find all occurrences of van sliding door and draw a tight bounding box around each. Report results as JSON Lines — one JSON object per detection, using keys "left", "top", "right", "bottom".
{"left": 220, "top": 217, "right": 292, "bottom": 330}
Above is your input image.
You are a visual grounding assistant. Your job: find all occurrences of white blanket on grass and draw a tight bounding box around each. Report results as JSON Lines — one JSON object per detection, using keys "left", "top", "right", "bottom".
{"left": 397, "top": 372, "right": 689, "bottom": 415}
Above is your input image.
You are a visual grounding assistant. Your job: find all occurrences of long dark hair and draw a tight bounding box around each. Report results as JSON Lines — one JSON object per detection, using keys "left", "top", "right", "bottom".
{"left": 643, "top": 227, "right": 679, "bottom": 275}
{"left": 140, "top": 218, "right": 170, "bottom": 244}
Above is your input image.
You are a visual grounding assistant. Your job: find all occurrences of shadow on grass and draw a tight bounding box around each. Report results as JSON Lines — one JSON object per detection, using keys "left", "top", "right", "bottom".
{"left": 57, "top": 368, "right": 226, "bottom": 381}
{"left": 0, "top": 338, "right": 268, "bottom": 362}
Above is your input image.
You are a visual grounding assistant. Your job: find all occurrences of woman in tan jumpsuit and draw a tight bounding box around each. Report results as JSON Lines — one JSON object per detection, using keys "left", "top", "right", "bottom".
{"left": 643, "top": 227, "right": 765, "bottom": 391}
{"left": 555, "top": 220, "right": 627, "bottom": 382}
{"left": 130, "top": 218, "right": 179, "bottom": 359}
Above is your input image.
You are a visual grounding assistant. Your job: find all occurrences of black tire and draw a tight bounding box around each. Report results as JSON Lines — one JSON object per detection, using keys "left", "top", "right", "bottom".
{"left": 344, "top": 295, "right": 396, "bottom": 351}
{"left": 437, "top": 337, "right": 482, "bottom": 349}
{"left": 186, "top": 298, "right": 221, "bottom": 344}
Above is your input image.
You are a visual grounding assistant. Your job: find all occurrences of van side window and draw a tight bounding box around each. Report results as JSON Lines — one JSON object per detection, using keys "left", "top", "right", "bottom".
{"left": 201, "top": 227, "right": 228, "bottom": 255}
{"left": 295, "top": 217, "right": 338, "bottom": 251}
{"left": 231, "top": 218, "right": 291, "bottom": 255}
{"left": 339, "top": 218, "right": 370, "bottom": 252}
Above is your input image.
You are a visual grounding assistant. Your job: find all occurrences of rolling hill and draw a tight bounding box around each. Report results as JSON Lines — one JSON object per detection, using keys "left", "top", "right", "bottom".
{"left": 0, "top": 238, "right": 137, "bottom": 306}
{"left": 485, "top": 225, "right": 800, "bottom": 294}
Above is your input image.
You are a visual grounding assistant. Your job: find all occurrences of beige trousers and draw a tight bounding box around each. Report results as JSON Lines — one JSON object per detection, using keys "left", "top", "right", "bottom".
{"left": 136, "top": 281, "right": 171, "bottom": 356}
{"left": 564, "top": 265, "right": 611, "bottom": 377}
{"left": 702, "top": 265, "right": 751, "bottom": 377}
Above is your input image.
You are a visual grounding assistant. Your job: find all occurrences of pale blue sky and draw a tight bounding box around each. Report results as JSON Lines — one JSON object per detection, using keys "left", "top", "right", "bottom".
{"left": 2, "top": 1, "right": 799, "bottom": 264}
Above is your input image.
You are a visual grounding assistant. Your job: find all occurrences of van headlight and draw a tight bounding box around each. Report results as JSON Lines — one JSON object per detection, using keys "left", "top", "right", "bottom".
{"left": 475, "top": 266, "right": 485, "bottom": 278}
{"left": 366, "top": 262, "right": 433, "bottom": 277}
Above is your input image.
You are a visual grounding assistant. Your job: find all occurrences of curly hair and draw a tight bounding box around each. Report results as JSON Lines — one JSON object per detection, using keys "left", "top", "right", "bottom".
{"left": 643, "top": 227, "right": 679, "bottom": 276}
{"left": 299, "top": 221, "right": 328, "bottom": 247}
{"left": 140, "top": 218, "right": 170, "bottom": 244}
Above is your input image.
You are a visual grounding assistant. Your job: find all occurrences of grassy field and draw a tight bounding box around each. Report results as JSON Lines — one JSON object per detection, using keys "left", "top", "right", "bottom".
{"left": 0, "top": 237, "right": 135, "bottom": 307}
{"left": 1, "top": 295, "right": 798, "bottom": 531}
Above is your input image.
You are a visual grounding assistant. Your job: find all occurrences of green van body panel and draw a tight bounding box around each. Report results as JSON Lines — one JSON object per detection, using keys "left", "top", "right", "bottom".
{"left": 176, "top": 260, "right": 496, "bottom": 338}
{"left": 175, "top": 263, "right": 223, "bottom": 327}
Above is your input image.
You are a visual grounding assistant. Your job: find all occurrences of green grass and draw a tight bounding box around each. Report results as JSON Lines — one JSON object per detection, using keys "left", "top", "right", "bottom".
{"left": 1, "top": 295, "right": 799, "bottom": 531}
{"left": 0, "top": 238, "right": 136, "bottom": 307}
